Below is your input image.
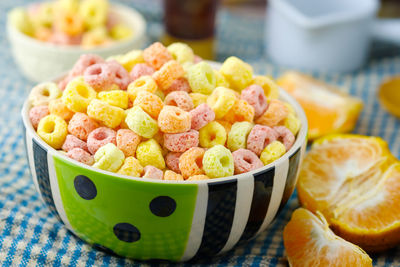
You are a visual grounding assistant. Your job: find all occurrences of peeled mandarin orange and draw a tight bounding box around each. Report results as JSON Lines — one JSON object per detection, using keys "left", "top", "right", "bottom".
{"left": 297, "top": 134, "right": 400, "bottom": 252}
{"left": 283, "top": 208, "right": 372, "bottom": 267}
{"left": 277, "top": 72, "right": 363, "bottom": 140}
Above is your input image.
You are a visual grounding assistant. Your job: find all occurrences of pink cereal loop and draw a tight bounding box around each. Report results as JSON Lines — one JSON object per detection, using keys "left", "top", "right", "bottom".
{"left": 107, "top": 60, "right": 131, "bottom": 90}
{"left": 87, "top": 127, "right": 117, "bottom": 154}
{"left": 142, "top": 165, "right": 163, "bottom": 180}
{"left": 165, "top": 152, "right": 182, "bottom": 173}
{"left": 130, "top": 63, "right": 155, "bottom": 81}
{"left": 247, "top": 124, "right": 278, "bottom": 156}
{"left": 70, "top": 54, "right": 105, "bottom": 77}
{"left": 62, "top": 134, "right": 89, "bottom": 152}
{"left": 164, "top": 91, "right": 194, "bottom": 111}
{"left": 84, "top": 63, "right": 115, "bottom": 91}
{"left": 68, "top": 112, "right": 99, "bottom": 141}
{"left": 189, "top": 103, "right": 215, "bottom": 130}
{"left": 67, "top": 148, "right": 94, "bottom": 165}
{"left": 29, "top": 105, "right": 49, "bottom": 129}
{"left": 241, "top": 84, "right": 268, "bottom": 118}
{"left": 232, "top": 148, "right": 263, "bottom": 174}
{"left": 163, "top": 129, "right": 199, "bottom": 153}
{"left": 273, "top": 126, "right": 295, "bottom": 151}
{"left": 165, "top": 77, "right": 191, "bottom": 94}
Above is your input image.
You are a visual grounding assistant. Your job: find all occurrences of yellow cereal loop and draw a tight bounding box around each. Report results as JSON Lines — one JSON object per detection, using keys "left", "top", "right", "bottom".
{"left": 93, "top": 143, "right": 125, "bottom": 172}
{"left": 260, "top": 141, "right": 286, "bottom": 165}
{"left": 117, "top": 156, "right": 144, "bottom": 177}
{"left": 167, "top": 42, "right": 195, "bottom": 64}
{"left": 29, "top": 82, "right": 62, "bottom": 107}
{"left": 37, "top": 115, "right": 68, "bottom": 149}
{"left": 202, "top": 145, "right": 234, "bottom": 178}
{"left": 136, "top": 139, "right": 165, "bottom": 170}
{"left": 82, "top": 26, "right": 109, "bottom": 48}
{"left": 189, "top": 93, "right": 208, "bottom": 108}
{"left": 8, "top": 8, "right": 34, "bottom": 36}
{"left": 214, "top": 70, "right": 230, "bottom": 88}
{"left": 79, "top": 0, "right": 108, "bottom": 30}
{"left": 48, "top": 98, "right": 74, "bottom": 121}
{"left": 125, "top": 106, "right": 158, "bottom": 138}
{"left": 220, "top": 56, "right": 253, "bottom": 91}
{"left": 187, "top": 62, "right": 216, "bottom": 95}
{"left": 119, "top": 108, "right": 130, "bottom": 129}
{"left": 97, "top": 90, "right": 128, "bottom": 109}
{"left": 110, "top": 24, "right": 133, "bottom": 41}
{"left": 58, "top": 0, "right": 80, "bottom": 13}
{"left": 282, "top": 113, "right": 301, "bottom": 135}
{"left": 284, "top": 103, "right": 296, "bottom": 115}
{"left": 127, "top": 75, "right": 158, "bottom": 102}
{"left": 207, "top": 87, "right": 237, "bottom": 119}
{"left": 199, "top": 121, "right": 227, "bottom": 148}
{"left": 252, "top": 75, "right": 279, "bottom": 99}
{"left": 154, "top": 90, "right": 165, "bottom": 101}
{"left": 87, "top": 99, "right": 125, "bottom": 128}
{"left": 109, "top": 50, "right": 144, "bottom": 72}
{"left": 62, "top": 77, "right": 96, "bottom": 113}
{"left": 227, "top": 121, "right": 254, "bottom": 151}
{"left": 34, "top": 3, "right": 54, "bottom": 28}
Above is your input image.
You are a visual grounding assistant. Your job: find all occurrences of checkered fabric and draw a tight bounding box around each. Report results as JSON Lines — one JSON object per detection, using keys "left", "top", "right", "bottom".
{"left": 1, "top": 0, "right": 400, "bottom": 266}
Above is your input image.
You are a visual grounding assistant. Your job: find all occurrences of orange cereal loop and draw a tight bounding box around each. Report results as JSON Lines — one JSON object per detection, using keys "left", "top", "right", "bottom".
{"left": 216, "top": 120, "right": 232, "bottom": 134}
{"left": 179, "top": 147, "right": 205, "bottom": 179}
{"left": 133, "top": 91, "right": 164, "bottom": 119}
{"left": 127, "top": 76, "right": 158, "bottom": 102}
{"left": 153, "top": 60, "right": 185, "bottom": 91}
{"left": 222, "top": 99, "right": 255, "bottom": 124}
{"left": 187, "top": 175, "right": 209, "bottom": 181}
{"left": 116, "top": 129, "right": 141, "bottom": 157}
{"left": 48, "top": 98, "right": 74, "bottom": 121}
{"left": 256, "top": 99, "right": 289, "bottom": 127}
{"left": 143, "top": 42, "right": 173, "bottom": 70}
{"left": 164, "top": 170, "right": 184, "bottom": 181}
{"left": 158, "top": 106, "right": 191, "bottom": 134}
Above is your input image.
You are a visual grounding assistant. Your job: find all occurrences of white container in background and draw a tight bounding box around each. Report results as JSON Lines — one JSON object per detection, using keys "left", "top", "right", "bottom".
{"left": 266, "top": 0, "right": 380, "bottom": 72}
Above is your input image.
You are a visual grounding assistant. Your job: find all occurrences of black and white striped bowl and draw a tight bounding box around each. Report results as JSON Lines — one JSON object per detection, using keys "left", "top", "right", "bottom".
{"left": 21, "top": 69, "right": 308, "bottom": 261}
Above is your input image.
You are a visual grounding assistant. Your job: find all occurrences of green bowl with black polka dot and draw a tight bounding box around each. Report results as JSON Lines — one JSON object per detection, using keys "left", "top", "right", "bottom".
{"left": 21, "top": 79, "right": 308, "bottom": 262}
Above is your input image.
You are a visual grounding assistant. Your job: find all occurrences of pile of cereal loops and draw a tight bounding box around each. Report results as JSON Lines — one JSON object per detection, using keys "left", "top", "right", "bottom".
{"left": 9, "top": 0, "right": 132, "bottom": 48}
{"left": 28, "top": 42, "right": 301, "bottom": 181}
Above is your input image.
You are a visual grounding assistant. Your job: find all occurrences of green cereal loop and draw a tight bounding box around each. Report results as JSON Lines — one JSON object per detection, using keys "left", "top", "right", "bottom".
{"left": 203, "top": 145, "right": 234, "bottom": 178}
{"left": 227, "top": 121, "right": 254, "bottom": 152}
{"left": 125, "top": 106, "right": 158, "bottom": 139}
{"left": 187, "top": 62, "right": 216, "bottom": 95}
{"left": 93, "top": 143, "right": 125, "bottom": 172}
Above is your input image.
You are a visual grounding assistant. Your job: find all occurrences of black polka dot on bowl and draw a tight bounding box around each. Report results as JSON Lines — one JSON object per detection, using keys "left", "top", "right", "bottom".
{"left": 74, "top": 175, "right": 97, "bottom": 200}
{"left": 113, "top": 223, "right": 141, "bottom": 243}
{"left": 149, "top": 196, "right": 176, "bottom": 217}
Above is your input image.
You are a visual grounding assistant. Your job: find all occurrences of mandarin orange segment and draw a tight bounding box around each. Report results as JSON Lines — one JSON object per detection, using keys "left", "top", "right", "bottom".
{"left": 297, "top": 134, "right": 400, "bottom": 252}
{"left": 283, "top": 208, "right": 372, "bottom": 267}
{"left": 277, "top": 72, "right": 363, "bottom": 140}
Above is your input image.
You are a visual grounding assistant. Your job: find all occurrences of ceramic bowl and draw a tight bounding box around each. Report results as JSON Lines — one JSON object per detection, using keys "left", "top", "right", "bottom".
{"left": 21, "top": 68, "right": 308, "bottom": 261}
{"left": 7, "top": 3, "right": 146, "bottom": 82}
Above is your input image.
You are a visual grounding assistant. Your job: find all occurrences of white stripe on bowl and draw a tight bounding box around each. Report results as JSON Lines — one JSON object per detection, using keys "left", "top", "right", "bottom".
{"left": 255, "top": 158, "right": 289, "bottom": 235}
{"left": 47, "top": 152, "right": 73, "bottom": 231}
{"left": 181, "top": 183, "right": 209, "bottom": 261}
{"left": 218, "top": 174, "right": 254, "bottom": 254}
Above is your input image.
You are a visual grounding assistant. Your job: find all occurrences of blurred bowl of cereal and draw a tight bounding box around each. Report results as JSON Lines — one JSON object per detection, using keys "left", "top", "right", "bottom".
{"left": 7, "top": 0, "right": 146, "bottom": 82}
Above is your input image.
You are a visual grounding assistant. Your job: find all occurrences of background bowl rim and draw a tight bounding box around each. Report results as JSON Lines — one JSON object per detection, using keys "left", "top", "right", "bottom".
{"left": 6, "top": 2, "right": 146, "bottom": 54}
{"left": 21, "top": 61, "right": 308, "bottom": 185}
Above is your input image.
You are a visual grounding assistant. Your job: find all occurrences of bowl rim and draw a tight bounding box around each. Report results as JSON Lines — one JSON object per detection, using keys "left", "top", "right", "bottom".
{"left": 6, "top": 2, "right": 146, "bottom": 54}
{"left": 21, "top": 61, "right": 308, "bottom": 185}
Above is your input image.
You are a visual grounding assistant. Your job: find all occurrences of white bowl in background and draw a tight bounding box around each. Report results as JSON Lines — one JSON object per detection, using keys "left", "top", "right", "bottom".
{"left": 7, "top": 3, "right": 147, "bottom": 82}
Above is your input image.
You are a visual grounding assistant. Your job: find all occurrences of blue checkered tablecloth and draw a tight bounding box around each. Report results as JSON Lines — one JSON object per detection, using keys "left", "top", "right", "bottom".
{"left": 1, "top": 0, "right": 400, "bottom": 266}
